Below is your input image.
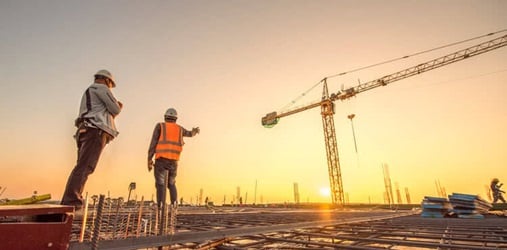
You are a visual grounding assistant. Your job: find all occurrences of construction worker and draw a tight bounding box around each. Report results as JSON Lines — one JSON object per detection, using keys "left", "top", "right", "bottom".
{"left": 147, "top": 108, "right": 199, "bottom": 208}
{"left": 61, "top": 69, "right": 123, "bottom": 211}
{"left": 491, "top": 178, "right": 506, "bottom": 203}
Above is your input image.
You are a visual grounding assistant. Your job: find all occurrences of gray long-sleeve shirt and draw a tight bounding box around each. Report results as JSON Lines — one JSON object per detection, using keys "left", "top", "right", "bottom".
{"left": 78, "top": 83, "right": 122, "bottom": 137}
{"left": 148, "top": 121, "right": 195, "bottom": 161}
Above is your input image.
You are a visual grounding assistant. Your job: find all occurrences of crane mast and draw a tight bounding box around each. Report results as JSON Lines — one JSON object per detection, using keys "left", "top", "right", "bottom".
{"left": 262, "top": 34, "right": 507, "bottom": 206}
{"left": 320, "top": 81, "right": 343, "bottom": 205}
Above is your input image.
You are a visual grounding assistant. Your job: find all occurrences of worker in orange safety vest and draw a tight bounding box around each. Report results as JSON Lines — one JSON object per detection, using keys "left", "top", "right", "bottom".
{"left": 147, "top": 108, "right": 199, "bottom": 208}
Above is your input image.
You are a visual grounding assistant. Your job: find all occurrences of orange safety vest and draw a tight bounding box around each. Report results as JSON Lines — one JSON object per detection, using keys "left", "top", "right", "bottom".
{"left": 155, "top": 122, "right": 183, "bottom": 160}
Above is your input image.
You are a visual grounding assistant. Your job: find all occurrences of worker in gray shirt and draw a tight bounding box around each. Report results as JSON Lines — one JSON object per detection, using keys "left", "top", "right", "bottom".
{"left": 61, "top": 69, "right": 123, "bottom": 211}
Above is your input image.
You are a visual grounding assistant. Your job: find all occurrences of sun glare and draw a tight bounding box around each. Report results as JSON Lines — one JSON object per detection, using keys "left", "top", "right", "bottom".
{"left": 319, "top": 187, "right": 331, "bottom": 197}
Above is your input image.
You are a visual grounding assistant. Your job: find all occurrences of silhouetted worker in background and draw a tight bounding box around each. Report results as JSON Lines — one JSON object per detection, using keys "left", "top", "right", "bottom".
{"left": 147, "top": 108, "right": 199, "bottom": 208}
{"left": 491, "top": 178, "right": 506, "bottom": 203}
{"left": 61, "top": 69, "right": 123, "bottom": 211}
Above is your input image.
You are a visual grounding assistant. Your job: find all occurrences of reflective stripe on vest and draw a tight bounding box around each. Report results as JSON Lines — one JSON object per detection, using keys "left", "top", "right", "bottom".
{"left": 155, "top": 122, "right": 183, "bottom": 160}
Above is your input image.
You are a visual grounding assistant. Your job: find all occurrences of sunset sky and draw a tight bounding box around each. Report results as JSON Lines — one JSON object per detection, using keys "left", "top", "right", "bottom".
{"left": 1, "top": 0, "right": 506, "bottom": 205}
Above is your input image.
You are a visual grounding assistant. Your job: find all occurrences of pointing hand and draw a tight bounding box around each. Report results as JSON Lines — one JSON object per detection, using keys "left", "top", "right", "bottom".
{"left": 192, "top": 127, "right": 200, "bottom": 135}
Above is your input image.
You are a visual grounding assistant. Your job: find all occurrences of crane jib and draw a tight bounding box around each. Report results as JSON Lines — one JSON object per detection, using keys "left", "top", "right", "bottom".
{"left": 263, "top": 34, "right": 507, "bottom": 124}
{"left": 261, "top": 33, "right": 507, "bottom": 206}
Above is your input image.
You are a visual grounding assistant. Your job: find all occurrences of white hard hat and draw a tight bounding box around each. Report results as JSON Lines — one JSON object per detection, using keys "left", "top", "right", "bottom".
{"left": 94, "top": 69, "right": 116, "bottom": 87}
{"left": 164, "top": 108, "right": 178, "bottom": 119}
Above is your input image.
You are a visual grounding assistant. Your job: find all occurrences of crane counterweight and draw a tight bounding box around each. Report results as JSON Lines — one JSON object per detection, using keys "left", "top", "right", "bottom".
{"left": 261, "top": 112, "right": 279, "bottom": 127}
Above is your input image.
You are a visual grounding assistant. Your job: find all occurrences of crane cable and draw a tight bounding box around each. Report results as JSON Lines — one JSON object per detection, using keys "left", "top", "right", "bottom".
{"left": 281, "top": 29, "right": 507, "bottom": 112}
{"left": 325, "top": 29, "right": 507, "bottom": 79}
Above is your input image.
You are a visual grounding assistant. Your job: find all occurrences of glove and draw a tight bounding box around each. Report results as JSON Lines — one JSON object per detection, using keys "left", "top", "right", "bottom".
{"left": 148, "top": 159, "right": 154, "bottom": 172}
{"left": 192, "top": 127, "right": 200, "bottom": 135}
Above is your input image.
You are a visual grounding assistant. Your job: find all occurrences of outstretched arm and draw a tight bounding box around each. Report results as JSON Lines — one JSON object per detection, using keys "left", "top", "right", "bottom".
{"left": 182, "top": 126, "right": 200, "bottom": 137}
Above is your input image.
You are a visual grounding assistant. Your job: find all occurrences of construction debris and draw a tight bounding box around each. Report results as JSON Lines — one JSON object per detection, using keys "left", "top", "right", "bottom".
{"left": 448, "top": 192, "right": 492, "bottom": 218}
{"left": 0, "top": 193, "right": 51, "bottom": 205}
{"left": 421, "top": 193, "right": 492, "bottom": 219}
{"left": 421, "top": 196, "right": 452, "bottom": 218}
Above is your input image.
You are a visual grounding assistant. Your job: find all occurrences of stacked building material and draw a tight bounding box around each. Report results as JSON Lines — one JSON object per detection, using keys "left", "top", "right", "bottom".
{"left": 421, "top": 196, "right": 452, "bottom": 218}
{"left": 448, "top": 193, "right": 492, "bottom": 218}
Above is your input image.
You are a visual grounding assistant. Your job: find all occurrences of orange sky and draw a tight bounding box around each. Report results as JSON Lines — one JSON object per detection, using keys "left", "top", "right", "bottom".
{"left": 1, "top": 1, "right": 506, "bottom": 205}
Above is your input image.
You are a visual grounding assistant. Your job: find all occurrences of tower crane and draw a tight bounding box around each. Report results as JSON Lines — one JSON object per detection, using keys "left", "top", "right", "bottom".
{"left": 261, "top": 34, "right": 507, "bottom": 206}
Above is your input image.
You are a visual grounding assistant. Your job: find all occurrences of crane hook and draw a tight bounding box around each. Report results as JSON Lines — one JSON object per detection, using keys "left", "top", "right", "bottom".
{"left": 347, "top": 114, "right": 358, "bottom": 154}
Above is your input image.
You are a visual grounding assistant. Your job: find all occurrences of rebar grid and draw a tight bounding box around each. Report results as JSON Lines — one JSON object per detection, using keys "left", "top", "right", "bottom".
{"left": 220, "top": 215, "right": 507, "bottom": 250}
{"left": 69, "top": 207, "right": 507, "bottom": 250}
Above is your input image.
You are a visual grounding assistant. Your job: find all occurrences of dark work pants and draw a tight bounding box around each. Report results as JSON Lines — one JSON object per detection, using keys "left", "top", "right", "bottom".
{"left": 154, "top": 158, "right": 178, "bottom": 206}
{"left": 493, "top": 192, "right": 506, "bottom": 203}
{"left": 61, "top": 127, "right": 110, "bottom": 209}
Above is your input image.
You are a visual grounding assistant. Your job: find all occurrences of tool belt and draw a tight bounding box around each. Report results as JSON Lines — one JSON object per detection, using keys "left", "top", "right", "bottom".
{"left": 74, "top": 119, "right": 113, "bottom": 144}
{"left": 73, "top": 120, "right": 88, "bottom": 143}
{"left": 74, "top": 117, "right": 94, "bottom": 142}
{"left": 74, "top": 117, "right": 85, "bottom": 127}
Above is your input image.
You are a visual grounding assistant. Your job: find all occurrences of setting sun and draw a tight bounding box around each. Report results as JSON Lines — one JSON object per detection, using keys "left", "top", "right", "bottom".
{"left": 319, "top": 187, "right": 331, "bottom": 197}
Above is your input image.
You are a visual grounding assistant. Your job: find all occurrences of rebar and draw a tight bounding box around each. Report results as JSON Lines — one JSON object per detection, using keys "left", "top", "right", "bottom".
{"left": 91, "top": 194, "right": 105, "bottom": 250}
{"left": 69, "top": 206, "right": 507, "bottom": 250}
